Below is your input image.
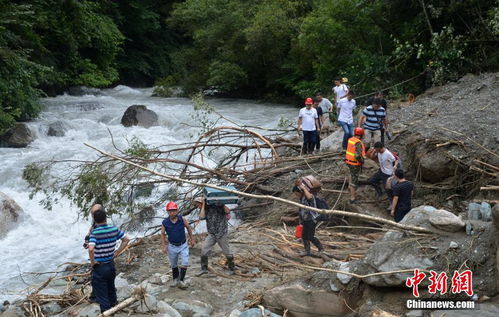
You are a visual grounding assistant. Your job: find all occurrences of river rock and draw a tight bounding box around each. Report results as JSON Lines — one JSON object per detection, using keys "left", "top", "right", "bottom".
{"left": 75, "top": 303, "right": 100, "bottom": 317}
{"left": 135, "top": 294, "right": 158, "bottom": 313}
{"left": 0, "top": 123, "right": 34, "bottom": 147}
{"left": 0, "top": 306, "right": 23, "bottom": 317}
{"left": 68, "top": 86, "right": 101, "bottom": 96}
{"left": 320, "top": 129, "right": 343, "bottom": 152}
{"left": 428, "top": 209, "right": 465, "bottom": 232}
{"left": 121, "top": 105, "right": 158, "bottom": 128}
{"left": 263, "top": 280, "right": 350, "bottom": 317}
{"left": 48, "top": 121, "right": 68, "bottom": 137}
{"left": 172, "top": 300, "right": 213, "bottom": 316}
{"left": 157, "top": 301, "right": 181, "bottom": 317}
{"left": 237, "top": 308, "right": 281, "bottom": 317}
{"left": 480, "top": 202, "right": 492, "bottom": 221}
{"left": 0, "top": 192, "right": 25, "bottom": 239}
{"left": 468, "top": 202, "right": 482, "bottom": 220}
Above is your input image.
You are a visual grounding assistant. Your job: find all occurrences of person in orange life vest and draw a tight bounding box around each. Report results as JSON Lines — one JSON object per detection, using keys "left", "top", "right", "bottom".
{"left": 345, "top": 127, "right": 366, "bottom": 204}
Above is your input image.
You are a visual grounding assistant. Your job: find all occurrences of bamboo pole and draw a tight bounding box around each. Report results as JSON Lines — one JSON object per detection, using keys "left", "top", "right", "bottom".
{"left": 84, "top": 143, "right": 434, "bottom": 234}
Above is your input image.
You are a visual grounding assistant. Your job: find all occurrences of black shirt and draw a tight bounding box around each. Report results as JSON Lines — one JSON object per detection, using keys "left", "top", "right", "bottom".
{"left": 393, "top": 180, "right": 414, "bottom": 213}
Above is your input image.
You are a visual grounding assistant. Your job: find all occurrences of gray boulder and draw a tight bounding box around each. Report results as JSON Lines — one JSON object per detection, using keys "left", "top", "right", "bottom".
{"left": 68, "top": 86, "right": 101, "bottom": 96}
{"left": 42, "top": 302, "right": 63, "bottom": 315}
{"left": 74, "top": 303, "right": 100, "bottom": 317}
{"left": 135, "top": 294, "right": 158, "bottom": 313}
{"left": 121, "top": 105, "right": 158, "bottom": 128}
{"left": 157, "top": 301, "right": 181, "bottom": 317}
{"left": 238, "top": 308, "right": 281, "bottom": 317}
{"left": 418, "top": 149, "right": 455, "bottom": 183}
{"left": 468, "top": 202, "right": 482, "bottom": 220}
{"left": 172, "top": 300, "right": 213, "bottom": 316}
{"left": 480, "top": 202, "right": 492, "bottom": 221}
{"left": 0, "top": 192, "right": 25, "bottom": 239}
{"left": 263, "top": 280, "right": 350, "bottom": 317}
{"left": 428, "top": 209, "right": 465, "bottom": 232}
{"left": 0, "top": 123, "right": 34, "bottom": 147}
{"left": 0, "top": 305, "right": 23, "bottom": 317}
{"left": 48, "top": 121, "right": 68, "bottom": 137}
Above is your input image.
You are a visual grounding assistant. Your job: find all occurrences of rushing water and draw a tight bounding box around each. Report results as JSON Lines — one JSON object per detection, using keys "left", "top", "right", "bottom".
{"left": 0, "top": 86, "right": 296, "bottom": 301}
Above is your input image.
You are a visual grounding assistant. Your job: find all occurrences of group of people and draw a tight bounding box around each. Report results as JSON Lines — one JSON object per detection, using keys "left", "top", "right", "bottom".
{"left": 85, "top": 197, "right": 235, "bottom": 313}
{"left": 298, "top": 78, "right": 414, "bottom": 224}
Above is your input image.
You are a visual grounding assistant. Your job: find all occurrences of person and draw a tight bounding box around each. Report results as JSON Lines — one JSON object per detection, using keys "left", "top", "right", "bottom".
{"left": 88, "top": 205, "right": 129, "bottom": 313}
{"left": 161, "top": 201, "right": 196, "bottom": 289}
{"left": 83, "top": 204, "right": 102, "bottom": 302}
{"left": 316, "top": 92, "right": 333, "bottom": 131}
{"left": 390, "top": 169, "right": 415, "bottom": 222}
{"left": 298, "top": 97, "right": 320, "bottom": 155}
{"left": 337, "top": 90, "right": 357, "bottom": 150}
{"left": 312, "top": 100, "right": 323, "bottom": 151}
{"left": 194, "top": 197, "right": 235, "bottom": 275}
{"left": 292, "top": 182, "right": 323, "bottom": 256}
{"left": 365, "top": 91, "right": 389, "bottom": 143}
{"left": 333, "top": 78, "right": 349, "bottom": 107}
{"left": 369, "top": 142, "right": 398, "bottom": 202}
{"left": 358, "top": 98, "right": 387, "bottom": 148}
{"left": 345, "top": 127, "right": 366, "bottom": 203}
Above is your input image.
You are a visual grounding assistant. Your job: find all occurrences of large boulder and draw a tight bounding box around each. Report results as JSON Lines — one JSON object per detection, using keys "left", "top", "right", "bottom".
{"left": 320, "top": 129, "right": 343, "bottom": 152}
{"left": 0, "top": 192, "right": 25, "bottom": 239}
{"left": 48, "top": 121, "right": 68, "bottom": 137}
{"left": 263, "top": 279, "right": 351, "bottom": 317}
{"left": 121, "top": 105, "right": 158, "bottom": 128}
{"left": 417, "top": 149, "right": 455, "bottom": 183}
{"left": 67, "top": 86, "right": 101, "bottom": 96}
{"left": 0, "top": 123, "right": 34, "bottom": 147}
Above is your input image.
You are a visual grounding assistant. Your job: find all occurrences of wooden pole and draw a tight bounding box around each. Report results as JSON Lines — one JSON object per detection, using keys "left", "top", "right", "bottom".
{"left": 84, "top": 143, "right": 434, "bottom": 234}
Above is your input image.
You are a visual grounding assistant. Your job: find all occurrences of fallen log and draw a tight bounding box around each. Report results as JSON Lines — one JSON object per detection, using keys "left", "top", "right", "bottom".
{"left": 85, "top": 143, "right": 435, "bottom": 234}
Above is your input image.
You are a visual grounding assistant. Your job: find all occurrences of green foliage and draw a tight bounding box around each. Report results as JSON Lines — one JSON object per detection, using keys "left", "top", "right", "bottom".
{"left": 190, "top": 92, "right": 217, "bottom": 136}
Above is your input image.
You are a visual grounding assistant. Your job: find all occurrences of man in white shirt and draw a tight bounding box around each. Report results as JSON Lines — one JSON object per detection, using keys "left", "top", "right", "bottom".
{"left": 369, "top": 142, "right": 398, "bottom": 199}
{"left": 298, "top": 97, "right": 320, "bottom": 155}
{"left": 333, "top": 78, "right": 349, "bottom": 106}
{"left": 337, "top": 90, "right": 357, "bottom": 150}
{"left": 315, "top": 93, "right": 333, "bottom": 131}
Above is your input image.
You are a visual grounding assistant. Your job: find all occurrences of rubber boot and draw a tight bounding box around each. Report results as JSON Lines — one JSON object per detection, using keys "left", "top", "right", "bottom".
{"left": 196, "top": 256, "right": 208, "bottom": 276}
{"left": 226, "top": 255, "right": 236, "bottom": 275}
{"left": 299, "top": 240, "right": 311, "bottom": 257}
{"left": 312, "top": 238, "right": 324, "bottom": 254}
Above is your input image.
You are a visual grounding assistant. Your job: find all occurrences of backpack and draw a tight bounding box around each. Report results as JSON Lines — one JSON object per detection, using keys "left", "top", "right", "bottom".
{"left": 312, "top": 196, "right": 330, "bottom": 222}
{"left": 392, "top": 151, "right": 403, "bottom": 170}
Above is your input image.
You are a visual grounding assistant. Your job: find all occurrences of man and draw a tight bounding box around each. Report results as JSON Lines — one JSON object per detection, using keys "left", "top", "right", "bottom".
{"left": 337, "top": 90, "right": 357, "bottom": 150}
{"left": 333, "top": 78, "right": 349, "bottom": 107}
{"left": 161, "top": 201, "right": 195, "bottom": 289}
{"left": 298, "top": 97, "right": 320, "bottom": 155}
{"left": 88, "top": 205, "right": 129, "bottom": 313}
{"left": 292, "top": 183, "right": 323, "bottom": 256}
{"left": 312, "top": 100, "right": 323, "bottom": 151}
{"left": 391, "top": 169, "right": 415, "bottom": 222}
{"left": 369, "top": 142, "right": 398, "bottom": 203}
{"left": 316, "top": 92, "right": 333, "bottom": 131}
{"left": 358, "top": 98, "right": 387, "bottom": 148}
{"left": 194, "top": 197, "right": 235, "bottom": 275}
{"left": 345, "top": 127, "right": 366, "bottom": 203}
{"left": 365, "top": 91, "right": 389, "bottom": 143}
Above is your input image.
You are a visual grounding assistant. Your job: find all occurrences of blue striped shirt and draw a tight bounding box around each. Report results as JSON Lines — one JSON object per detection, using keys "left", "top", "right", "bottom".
{"left": 362, "top": 106, "right": 386, "bottom": 131}
{"left": 89, "top": 224, "right": 125, "bottom": 263}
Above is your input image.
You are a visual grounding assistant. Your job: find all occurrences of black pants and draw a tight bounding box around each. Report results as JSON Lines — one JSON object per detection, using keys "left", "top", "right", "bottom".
{"left": 369, "top": 169, "right": 391, "bottom": 197}
{"left": 315, "top": 132, "right": 321, "bottom": 150}
{"left": 302, "top": 220, "right": 322, "bottom": 249}
{"left": 395, "top": 208, "right": 410, "bottom": 222}
{"left": 302, "top": 130, "right": 317, "bottom": 154}
{"left": 92, "top": 262, "right": 117, "bottom": 312}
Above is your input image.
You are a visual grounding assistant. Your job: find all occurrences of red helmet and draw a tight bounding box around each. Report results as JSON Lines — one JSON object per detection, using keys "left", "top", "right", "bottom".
{"left": 305, "top": 97, "right": 313, "bottom": 105}
{"left": 354, "top": 127, "right": 364, "bottom": 136}
{"left": 166, "top": 201, "right": 178, "bottom": 211}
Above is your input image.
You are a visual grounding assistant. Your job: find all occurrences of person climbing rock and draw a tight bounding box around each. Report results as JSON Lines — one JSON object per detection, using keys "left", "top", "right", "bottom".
{"left": 390, "top": 169, "right": 415, "bottom": 222}
{"left": 369, "top": 142, "right": 398, "bottom": 205}
{"left": 358, "top": 98, "right": 387, "bottom": 149}
{"left": 194, "top": 197, "right": 236, "bottom": 276}
{"left": 293, "top": 182, "right": 324, "bottom": 256}
{"left": 345, "top": 127, "right": 366, "bottom": 204}
{"left": 160, "top": 201, "right": 195, "bottom": 289}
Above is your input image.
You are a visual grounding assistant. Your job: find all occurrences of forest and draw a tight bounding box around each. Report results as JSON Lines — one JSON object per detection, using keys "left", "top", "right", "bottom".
{"left": 0, "top": 0, "right": 498, "bottom": 133}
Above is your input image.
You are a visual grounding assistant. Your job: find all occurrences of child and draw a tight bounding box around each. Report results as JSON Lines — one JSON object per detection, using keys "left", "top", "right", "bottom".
{"left": 160, "top": 201, "right": 195, "bottom": 289}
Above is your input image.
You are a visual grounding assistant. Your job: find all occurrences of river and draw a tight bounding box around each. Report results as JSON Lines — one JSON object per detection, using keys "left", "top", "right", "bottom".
{"left": 0, "top": 86, "right": 297, "bottom": 301}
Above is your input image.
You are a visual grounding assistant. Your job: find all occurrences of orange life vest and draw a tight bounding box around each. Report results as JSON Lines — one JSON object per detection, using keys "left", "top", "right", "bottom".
{"left": 345, "top": 137, "right": 365, "bottom": 166}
